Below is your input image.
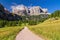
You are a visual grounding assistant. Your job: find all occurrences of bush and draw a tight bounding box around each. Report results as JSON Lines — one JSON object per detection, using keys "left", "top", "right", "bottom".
{"left": 28, "top": 20, "right": 37, "bottom": 25}
{"left": 17, "top": 21, "right": 22, "bottom": 26}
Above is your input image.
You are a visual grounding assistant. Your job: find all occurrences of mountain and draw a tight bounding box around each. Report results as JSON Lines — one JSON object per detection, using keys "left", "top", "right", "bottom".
{"left": 0, "top": 4, "right": 50, "bottom": 21}
{"left": 0, "top": 3, "right": 22, "bottom": 21}
{"left": 12, "top": 5, "right": 50, "bottom": 16}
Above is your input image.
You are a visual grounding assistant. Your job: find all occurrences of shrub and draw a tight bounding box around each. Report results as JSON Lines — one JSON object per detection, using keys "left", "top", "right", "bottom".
{"left": 28, "top": 20, "right": 37, "bottom": 25}
{"left": 17, "top": 20, "right": 22, "bottom": 26}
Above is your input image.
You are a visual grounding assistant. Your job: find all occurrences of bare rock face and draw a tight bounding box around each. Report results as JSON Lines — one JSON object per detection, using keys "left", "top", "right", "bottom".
{"left": 12, "top": 5, "right": 28, "bottom": 16}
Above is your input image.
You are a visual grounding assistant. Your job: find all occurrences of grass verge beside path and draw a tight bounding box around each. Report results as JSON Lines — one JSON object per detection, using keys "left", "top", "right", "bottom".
{"left": 0, "top": 26, "right": 24, "bottom": 40}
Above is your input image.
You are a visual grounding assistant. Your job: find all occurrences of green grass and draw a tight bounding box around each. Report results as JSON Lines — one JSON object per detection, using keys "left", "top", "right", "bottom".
{"left": 0, "top": 26, "right": 24, "bottom": 40}
{"left": 28, "top": 18, "right": 60, "bottom": 40}
{"left": 0, "top": 18, "right": 60, "bottom": 40}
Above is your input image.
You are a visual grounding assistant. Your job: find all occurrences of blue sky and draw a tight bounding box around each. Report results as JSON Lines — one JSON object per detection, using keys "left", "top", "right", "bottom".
{"left": 0, "top": 0, "right": 60, "bottom": 13}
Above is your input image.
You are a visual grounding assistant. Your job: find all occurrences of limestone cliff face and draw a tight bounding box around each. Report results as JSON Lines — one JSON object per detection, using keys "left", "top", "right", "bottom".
{"left": 29, "top": 6, "right": 41, "bottom": 15}
{"left": 12, "top": 5, "right": 28, "bottom": 16}
{"left": 12, "top": 5, "right": 48, "bottom": 16}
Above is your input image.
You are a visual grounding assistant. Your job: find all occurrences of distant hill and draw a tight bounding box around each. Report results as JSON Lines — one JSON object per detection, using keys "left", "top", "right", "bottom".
{"left": 0, "top": 3, "right": 22, "bottom": 21}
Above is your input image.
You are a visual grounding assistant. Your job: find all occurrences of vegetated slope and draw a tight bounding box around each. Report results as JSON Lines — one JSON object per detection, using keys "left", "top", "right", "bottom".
{"left": 29, "top": 18, "right": 60, "bottom": 40}
{"left": 0, "top": 26, "right": 23, "bottom": 40}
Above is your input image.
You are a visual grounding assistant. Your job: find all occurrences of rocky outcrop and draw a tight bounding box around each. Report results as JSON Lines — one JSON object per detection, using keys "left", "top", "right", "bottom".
{"left": 12, "top": 5, "right": 28, "bottom": 16}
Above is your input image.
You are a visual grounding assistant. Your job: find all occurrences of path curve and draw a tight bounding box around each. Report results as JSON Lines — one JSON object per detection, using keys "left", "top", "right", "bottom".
{"left": 15, "top": 27, "right": 44, "bottom": 40}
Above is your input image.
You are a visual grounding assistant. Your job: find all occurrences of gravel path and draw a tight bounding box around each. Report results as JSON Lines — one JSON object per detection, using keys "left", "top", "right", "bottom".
{"left": 15, "top": 27, "right": 44, "bottom": 40}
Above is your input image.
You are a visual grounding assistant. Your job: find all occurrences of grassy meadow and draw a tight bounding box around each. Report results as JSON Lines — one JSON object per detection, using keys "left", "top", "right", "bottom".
{"left": 0, "top": 18, "right": 60, "bottom": 40}
{"left": 0, "top": 26, "right": 24, "bottom": 40}
{"left": 28, "top": 18, "right": 60, "bottom": 40}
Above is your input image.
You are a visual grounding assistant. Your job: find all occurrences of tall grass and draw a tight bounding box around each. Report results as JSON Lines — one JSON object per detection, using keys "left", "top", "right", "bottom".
{"left": 28, "top": 18, "right": 60, "bottom": 40}
{"left": 0, "top": 26, "right": 23, "bottom": 40}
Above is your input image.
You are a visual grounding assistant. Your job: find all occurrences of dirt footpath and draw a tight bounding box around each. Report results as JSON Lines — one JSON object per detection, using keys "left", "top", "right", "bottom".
{"left": 15, "top": 27, "right": 44, "bottom": 40}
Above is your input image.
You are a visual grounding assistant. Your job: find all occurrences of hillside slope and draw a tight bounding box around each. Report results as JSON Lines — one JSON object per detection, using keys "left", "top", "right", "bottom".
{"left": 29, "top": 18, "right": 60, "bottom": 40}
